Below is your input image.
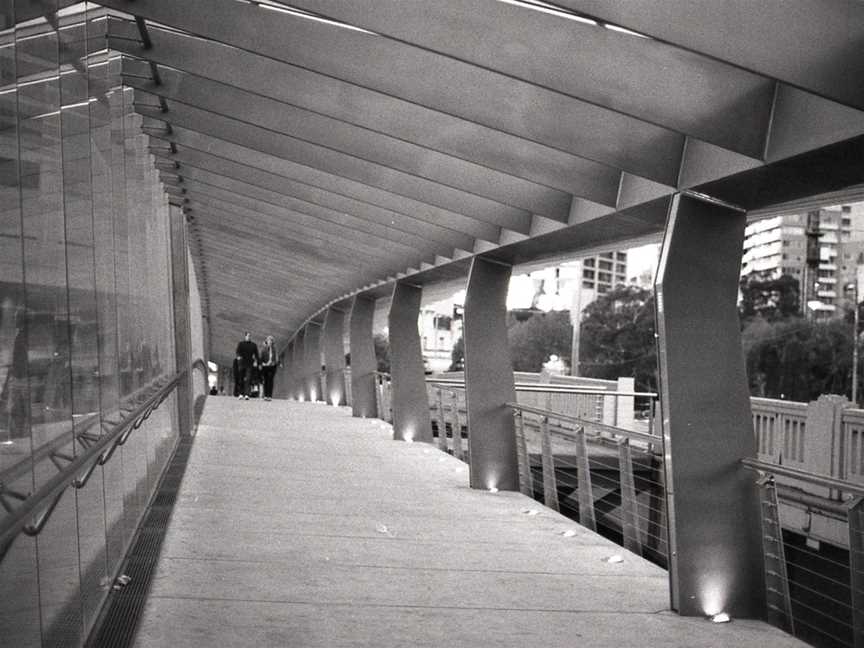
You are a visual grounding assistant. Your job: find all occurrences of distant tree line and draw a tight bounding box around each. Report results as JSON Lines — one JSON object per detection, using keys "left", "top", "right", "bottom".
{"left": 385, "top": 271, "right": 862, "bottom": 403}
{"left": 739, "top": 272, "right": 860, "bottom": 401}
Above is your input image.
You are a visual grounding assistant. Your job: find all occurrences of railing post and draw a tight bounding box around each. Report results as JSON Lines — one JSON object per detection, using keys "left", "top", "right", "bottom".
{"left": 514, "top": 411, "right": 532, "bottom": 497}
{"left": 451, "top": 390, "right": 463, "bottom": 460}
{"left": 848, "top": 496, "right": 864, "bottom": 648}
{"left": 348, "top": 296, "right": 377, "bottom": 418}
{"left": 655, "top": 193, "right": 764, "bottom": 617}
{"left": 323, "top": 307, "right": 347, "bottom": 406}
{"left": 575, "top": 427, "right": 596, "bottom": 531}
{"left": 618, "top": 438, "right": 640, "bottom": 555}
{"left": 168, "top": 204, "right": 193, "bottom": 437}
{"left": 388, "top": 282, "right": 432, "bottom": 442}
{"left": 464, "top": 256, "right": 518, "bottom": 491}
{"left": 757, "top": 475, "right": 795, "bottom": 635}
{"left": 436, "top": 387, "right": 447, "bottom": 452}
{"left": 540, "top": 416, "right": 559, "bottom": 511}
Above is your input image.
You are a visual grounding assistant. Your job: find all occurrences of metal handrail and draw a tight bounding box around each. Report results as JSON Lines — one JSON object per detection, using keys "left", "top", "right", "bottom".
{"left": 426, "top": 377, "right": 657, "bottom": 398}
{"left": 742, "top": 457, "right": 864, "bottom": 498}
{"left": 0, "top": 375, "right": 172, "bottom": 488}
{"left": 505, "top": 402, "right": 659, "bottom": 444}
{"left": 0, "top": 369, "right": 185, "bottom": 554}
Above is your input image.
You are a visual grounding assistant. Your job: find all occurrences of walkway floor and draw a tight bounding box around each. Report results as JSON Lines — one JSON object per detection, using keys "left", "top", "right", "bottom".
{"left": 132, "top": 398, "right": 806, "bottom": 647}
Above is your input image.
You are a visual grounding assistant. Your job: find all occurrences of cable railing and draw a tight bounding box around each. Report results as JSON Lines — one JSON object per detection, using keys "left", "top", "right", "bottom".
{"left": 0, "top": 368, "right": 186, "bottom": 563}
{"left": 505, "top": 400, "right": 667, "bottom": 562}
{"left": 742, "top": 457, "right": 864, "bottom": 648}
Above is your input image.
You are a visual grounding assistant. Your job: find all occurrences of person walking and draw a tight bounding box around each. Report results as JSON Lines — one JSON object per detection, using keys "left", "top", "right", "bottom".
{"left": 234, "top": 332, "right": 259, "bottom": 400}
{"left": 259, "top": 335, "right": 278, "bottom": 401}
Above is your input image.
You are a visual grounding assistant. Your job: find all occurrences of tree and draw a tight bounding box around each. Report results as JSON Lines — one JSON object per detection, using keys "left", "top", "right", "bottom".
{"left": 373, "top": 333, "right": 390, "bottom": 373}
{"left": 449, "top": 336, "right": 464, "bottom": 371}
{"left": 579, "top": 286, "right": 657, "bottom": 392}
{"left": 507, "top": 310, "right": 572, "bottom": 372}
{"left": 739, "top": 273, "right": 800, "bottom": 322}
{"left": 742, "top": 316, "right": 857, "bottom": 401}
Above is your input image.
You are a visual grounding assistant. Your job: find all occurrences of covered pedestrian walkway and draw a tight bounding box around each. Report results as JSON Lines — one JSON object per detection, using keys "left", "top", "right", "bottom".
{"left": 3, "top": 2, "right": 864, "bottom": 646}
{"left": 119, "top": 397, "right": 803, "bottom": 647}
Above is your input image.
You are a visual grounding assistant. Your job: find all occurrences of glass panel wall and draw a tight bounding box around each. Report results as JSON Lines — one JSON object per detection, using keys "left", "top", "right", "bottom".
{"left": 0, "top": 5, "right": 184, "bottom": 646}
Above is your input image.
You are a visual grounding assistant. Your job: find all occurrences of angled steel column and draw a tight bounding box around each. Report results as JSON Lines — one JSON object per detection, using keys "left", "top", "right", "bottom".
{"left": 280, "top": 340, "right": 295, "bottom": 400}
{"left": 655, "top": 193, "right": 764, "bottom": 618}
{"left": 169, "top": 205, "right": 194, "bottom": 436}
{"left": 294, "top": 330, "right": 306, "bottom": 401}
{"left": 464, "top": 257, "right": 519, "bottom": 491}
{"left": 323, "top": 307, "right": 347, "bottom": 406}
{"left": 304, "top": 324, "right": 323, "bottom": 402}
{"left": 388, "top": 282, "right": 432, "bottom": 442}
{"left": 349, "top": 296, "right": 378, "bottom": 418}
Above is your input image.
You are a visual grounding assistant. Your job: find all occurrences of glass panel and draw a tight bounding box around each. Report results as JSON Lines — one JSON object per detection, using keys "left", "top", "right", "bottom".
{"left": 70, "top": 5, "right": 109, "bottom": 633}
{"left": 0, "top": 5, "right": 183, "bottom": 645}
{"left": 0, "top": 2, "right": 41, "bottom": 644}
{"left": 102, "top": 53, "right": 129, "bottom": 568}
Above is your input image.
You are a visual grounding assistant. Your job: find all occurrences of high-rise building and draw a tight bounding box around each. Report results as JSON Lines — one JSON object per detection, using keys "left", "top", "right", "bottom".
{"left": 741, "top": 204, "right": 864, "bottom": 316}
{"left": 580, "top": 251, "right": 629, "bottom": 295}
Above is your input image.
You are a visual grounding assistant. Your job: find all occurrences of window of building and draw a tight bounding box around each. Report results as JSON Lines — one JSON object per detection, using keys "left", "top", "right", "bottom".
{"left": 582, "top": 280, "right": 594, "bottom": 289}
{"left": 599, "top": 260, "right": 613, "bottom": 271}
{"left": 598, "top": 272, "right": 612, "bottom": 282}
{"left": 616, "top": 252, "right": 627, "bottom": 261}
{"left": 584, "top": 258, "right": 595, "bottom": 267}
{"left": 583, "top": 269, "right": 595, "bottom": 279}
{"left": 600, "top": 252, "right": 613, "bottom": 259}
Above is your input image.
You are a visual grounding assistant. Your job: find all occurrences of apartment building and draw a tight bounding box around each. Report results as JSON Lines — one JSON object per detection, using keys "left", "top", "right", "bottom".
{"left": 741, "top": 204, "right": 864, "bottom": 316}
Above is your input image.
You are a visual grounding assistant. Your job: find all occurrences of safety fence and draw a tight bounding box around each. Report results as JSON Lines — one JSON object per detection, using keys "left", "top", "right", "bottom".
{"left": 743, "top": 459, "right": 864, "bottom": 648}
{"left": 391, "top": 376, "right": 864, "bottom": 647}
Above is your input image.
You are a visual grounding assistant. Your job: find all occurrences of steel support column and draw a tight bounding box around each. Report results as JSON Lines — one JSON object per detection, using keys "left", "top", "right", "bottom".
{"left": 388, "top": 282, "right": 432, "bottom": 442}
{"left": 464, "top": 256, "right": 519, "bottom": 491}
{"left": 294, "top": 330, "right": 306, "bottom": 401}
{"left": 655, "top": 193, "right": 764, "bottom": 618}
{"left": 323, "top": 307, "right": 347, "bottom": 406}
{"left": 169, "top": 204, "right": 194, "bottom": 436}
{"left": 349, "top": 296, "right": 378, "bottom": 418}
{"left": 304, "top": 324, "right": 322, "bottom": 402}
{"left": 280, "top": 341, "right": 295, "bottom": 400}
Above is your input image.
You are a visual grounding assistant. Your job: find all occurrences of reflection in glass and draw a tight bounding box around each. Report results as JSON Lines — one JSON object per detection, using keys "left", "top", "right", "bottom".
{"left": 0, "top": 5, "right": 186, "bottom": 646}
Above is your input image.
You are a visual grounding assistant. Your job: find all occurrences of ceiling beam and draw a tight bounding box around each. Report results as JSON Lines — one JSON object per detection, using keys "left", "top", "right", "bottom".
{"left": 554, "top": 0, "right": 864, "bottom": 111}
{"left": 151, "top": 145, "right": 471, "bottom": 256}
{"left": 129, "top": 81, "right": 581, "bottom": 218}
{"left": 136, "top": 98, "right": 534, "bottom": 234}
{"left": 106, "top": 17, "right": 684, "bottom": 187}
{"left": 148, "top": 123, "right": 501, "bottom": 244}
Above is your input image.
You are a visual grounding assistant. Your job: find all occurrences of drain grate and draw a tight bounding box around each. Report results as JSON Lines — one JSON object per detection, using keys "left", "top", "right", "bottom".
{"left": 86, "top": 437, "right": 194, "bottom": 648}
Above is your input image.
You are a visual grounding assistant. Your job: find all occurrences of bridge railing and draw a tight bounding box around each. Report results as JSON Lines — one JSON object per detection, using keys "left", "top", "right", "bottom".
{"left": 742, "top": 457, "right": 864, "bottom": 648}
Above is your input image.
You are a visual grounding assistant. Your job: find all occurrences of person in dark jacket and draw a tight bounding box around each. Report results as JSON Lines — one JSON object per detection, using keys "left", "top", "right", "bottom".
{"left": 259, "top": 336, "right": 278, "bottom": 401}
{"left": 234, "top": 332, "right": 259, "bottom": 400}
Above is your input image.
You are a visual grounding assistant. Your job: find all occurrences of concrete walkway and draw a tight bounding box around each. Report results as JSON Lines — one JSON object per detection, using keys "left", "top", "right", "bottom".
{"left": 132, "top": 398, "right": 806, "bottom": 647}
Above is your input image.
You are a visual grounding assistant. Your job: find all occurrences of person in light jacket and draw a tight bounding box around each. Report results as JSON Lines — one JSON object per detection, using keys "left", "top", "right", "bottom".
{"left": 259, "top": 335, "right": 279, "bottom": 401}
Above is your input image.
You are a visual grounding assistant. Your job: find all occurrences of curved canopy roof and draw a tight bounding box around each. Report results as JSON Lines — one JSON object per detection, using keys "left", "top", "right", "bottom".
{"left": 23, "top": 0, "right": 864, "bottom": 365}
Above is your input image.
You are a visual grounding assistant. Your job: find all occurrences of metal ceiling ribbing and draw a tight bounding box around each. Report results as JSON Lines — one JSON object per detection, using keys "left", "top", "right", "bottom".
{"left": 83, "top": 0, "right": 864, "bottom": 362}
